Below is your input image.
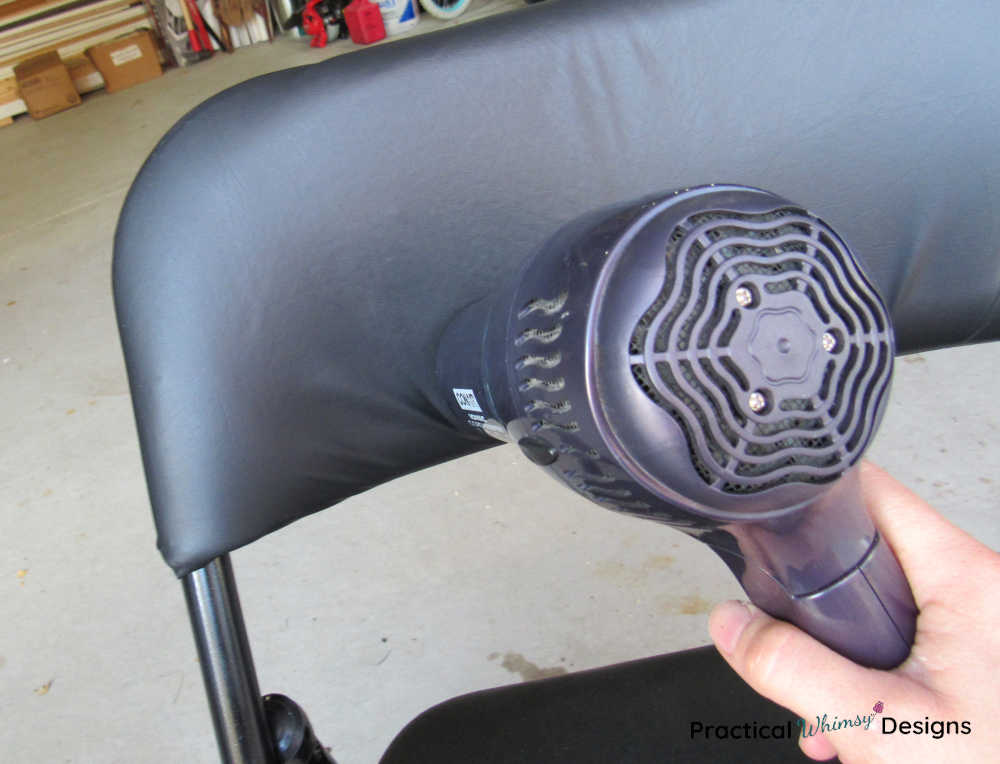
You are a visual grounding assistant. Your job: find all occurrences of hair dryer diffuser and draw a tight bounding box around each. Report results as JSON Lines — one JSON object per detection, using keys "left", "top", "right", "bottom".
{"left": 436, "top": 185, "right": 916, "bottom": 669}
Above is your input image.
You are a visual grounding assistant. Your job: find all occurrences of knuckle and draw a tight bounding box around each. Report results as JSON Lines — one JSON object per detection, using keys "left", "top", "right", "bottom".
{"left": 741, "top": 619, "right": 795, "bottom": 689}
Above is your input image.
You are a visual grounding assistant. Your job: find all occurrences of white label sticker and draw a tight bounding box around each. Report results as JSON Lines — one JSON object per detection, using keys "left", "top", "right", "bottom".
{"left": 452, "top": 388, "right": 482, "bottom": 412}
{"left": 110, "top": 44, "right": 143, "bottom": 66}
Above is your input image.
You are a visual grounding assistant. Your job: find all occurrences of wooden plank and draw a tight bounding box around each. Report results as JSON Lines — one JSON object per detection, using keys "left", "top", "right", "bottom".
{"left": 0, "top": 0, "right": 87, "bottom": 28}
{"left": 0, "top": 4, "right": 145, "bottom": 58}
{"left": 0, "top": 0, "right": 132, "bottom": 45}
{"left": 1, "top": 2, "right": 139, "bottom": 51}
{"left": 0, "top": 73, "right": 16, "bottom": 99}
{"left": 0, "top": 5, "right": 141, "bottom": 60}
{"left": 0, "top": 96, "right": 25, "bottom": 119}
{"left": 0, "top": 14, "right": 149, "bottom": 73}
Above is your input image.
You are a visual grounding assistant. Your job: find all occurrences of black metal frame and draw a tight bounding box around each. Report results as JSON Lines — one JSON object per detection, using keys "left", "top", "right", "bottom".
{"left": 183, "top": 556, "right": 276, "bottom": 764}
{"left": 183, "top": 557, "right": 336, "bottom": 764}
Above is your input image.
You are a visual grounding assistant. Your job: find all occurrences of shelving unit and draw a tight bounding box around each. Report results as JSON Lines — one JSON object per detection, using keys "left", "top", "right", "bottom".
{"left": 0, "top": 0, "right": 159, "bottom": 121}
{"left": 0, "top": 0, "right": 524, "bottom": 125}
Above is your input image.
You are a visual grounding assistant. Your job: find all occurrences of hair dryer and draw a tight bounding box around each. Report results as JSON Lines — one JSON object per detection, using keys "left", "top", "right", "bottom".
{"left": 436, "top": 185, "right": 917, "bottom": 669}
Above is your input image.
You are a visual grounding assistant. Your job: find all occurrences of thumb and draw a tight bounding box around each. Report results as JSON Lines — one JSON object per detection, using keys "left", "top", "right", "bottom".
{"left": 709, "top": 601, "right": 913, "bottom": 750}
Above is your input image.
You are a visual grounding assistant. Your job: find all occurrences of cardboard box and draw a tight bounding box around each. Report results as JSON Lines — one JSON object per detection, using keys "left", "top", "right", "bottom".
{"left": 86, "top": 30, "right": 162, "bottom": 94}
{"left": 65, "top": 57, "right": 105, "bottom": 95}
{"left": 13, "top": 52, "right": 81, "bottom": 120}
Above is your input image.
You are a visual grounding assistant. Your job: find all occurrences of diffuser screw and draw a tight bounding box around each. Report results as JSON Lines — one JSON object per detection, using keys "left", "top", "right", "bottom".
{"left": 748, "top": 390, "right": 768, "bottom": 413}
{"left": 822, "top": 332, "right": 838, "bottom": 353}
{"left": 735, "top": 286, "right": 754, "bottom": 308}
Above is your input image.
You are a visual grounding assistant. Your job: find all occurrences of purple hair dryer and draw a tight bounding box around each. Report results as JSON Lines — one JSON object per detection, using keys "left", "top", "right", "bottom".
{"left": 436, "top": 185, "right": 917, "bottom": 669}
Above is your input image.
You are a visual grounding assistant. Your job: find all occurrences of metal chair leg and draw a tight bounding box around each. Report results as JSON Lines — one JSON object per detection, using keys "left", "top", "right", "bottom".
{"left": 183, "top": 555, "right": 277, "bottom": 764}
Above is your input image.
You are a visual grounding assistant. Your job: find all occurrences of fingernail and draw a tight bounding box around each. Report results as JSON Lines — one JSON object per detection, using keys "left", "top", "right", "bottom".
{"left": 710, "top": 600, "right": 753, "bottom": 655}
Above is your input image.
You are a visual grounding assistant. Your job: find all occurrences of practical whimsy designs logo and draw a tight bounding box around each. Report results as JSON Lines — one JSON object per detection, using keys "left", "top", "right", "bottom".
{"left": 798, "top": 703, "right": 883, "bottom": 737}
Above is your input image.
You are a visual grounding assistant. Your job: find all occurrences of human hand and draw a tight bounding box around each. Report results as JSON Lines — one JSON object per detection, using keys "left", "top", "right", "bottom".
{"left": 708, "top": 461, "right": 1000, "bottom": 762}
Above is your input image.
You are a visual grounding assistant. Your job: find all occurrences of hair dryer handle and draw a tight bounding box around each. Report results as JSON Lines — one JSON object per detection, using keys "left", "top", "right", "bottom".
{"left": 717, "top": 534, "right": 917, "bottom": 669}
{"left": 788, "top": 532, "right": 916, "bottom": 669}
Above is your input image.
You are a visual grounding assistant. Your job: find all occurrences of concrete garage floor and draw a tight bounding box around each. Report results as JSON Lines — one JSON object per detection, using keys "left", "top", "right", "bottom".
{"left": 2, "top": 8, "right": 999, "bottom": 763}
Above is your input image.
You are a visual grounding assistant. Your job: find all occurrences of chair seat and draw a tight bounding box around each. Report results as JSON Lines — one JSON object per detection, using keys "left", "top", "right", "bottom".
{"left": 381, "top": 646, "right": 818, "bottom": 764}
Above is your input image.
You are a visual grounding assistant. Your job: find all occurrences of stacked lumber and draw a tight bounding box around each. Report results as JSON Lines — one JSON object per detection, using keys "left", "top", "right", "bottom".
{"left": 0, "top": 0, "right": 158, "bottom": 120}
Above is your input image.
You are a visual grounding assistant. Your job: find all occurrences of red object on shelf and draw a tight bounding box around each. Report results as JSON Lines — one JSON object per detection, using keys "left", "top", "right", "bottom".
{"left": 343, "top": 0, "right": 386, "bottom": 45}
{"left": 186, "top": 0, "right": 213, "bottom": 52}
{"left": 302, "top": 0, "right": 328, "bottom": 47}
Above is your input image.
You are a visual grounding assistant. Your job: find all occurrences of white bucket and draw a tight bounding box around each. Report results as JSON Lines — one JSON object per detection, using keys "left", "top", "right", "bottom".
{"left": 376, "top": 0, "right": 420, "bottom": 35}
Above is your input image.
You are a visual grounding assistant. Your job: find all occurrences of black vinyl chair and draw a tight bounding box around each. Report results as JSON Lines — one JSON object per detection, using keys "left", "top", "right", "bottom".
{"left": 112, "top": 1, "right": 1000, "bottom": 761}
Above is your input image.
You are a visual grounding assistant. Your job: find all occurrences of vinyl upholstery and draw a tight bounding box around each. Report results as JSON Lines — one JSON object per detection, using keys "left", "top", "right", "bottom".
{"left": 113, "top": 0, "right": 1000, "bottom": 576}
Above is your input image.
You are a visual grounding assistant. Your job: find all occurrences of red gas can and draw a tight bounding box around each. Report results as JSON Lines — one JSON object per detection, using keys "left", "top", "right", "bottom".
{"left": 344, "top": 0, "right": 387, "bottom": 45}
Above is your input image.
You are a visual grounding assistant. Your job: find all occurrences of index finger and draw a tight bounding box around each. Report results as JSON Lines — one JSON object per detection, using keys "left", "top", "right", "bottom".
{"left": 859, "top": 460, "right": 992, "bottom": 600}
